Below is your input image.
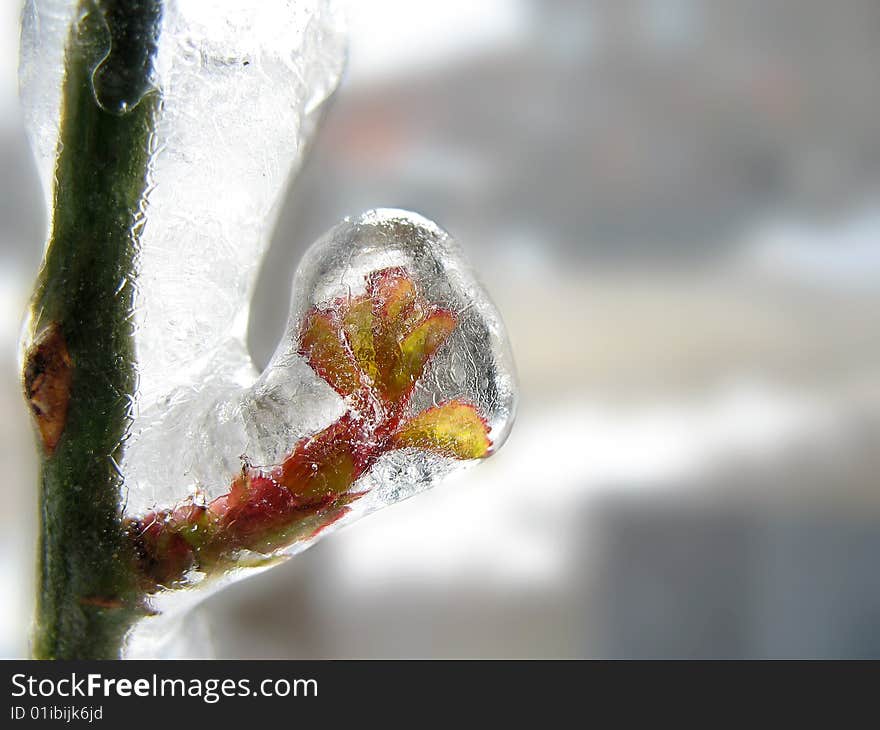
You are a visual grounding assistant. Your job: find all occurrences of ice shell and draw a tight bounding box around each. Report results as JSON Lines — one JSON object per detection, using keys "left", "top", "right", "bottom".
{"left": 122, "top": 208, "right": 517, "bottom": 529}
{"left": 127, "top": 210, "right": 518, "bottom": 651}
{"left": 246, "top": 209, "right": 516, "bottom": 480}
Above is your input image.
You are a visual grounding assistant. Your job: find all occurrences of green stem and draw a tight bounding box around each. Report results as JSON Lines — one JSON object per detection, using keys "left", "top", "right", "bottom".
{"left": 25, "top": 0, "right": 162, "bottom": 659}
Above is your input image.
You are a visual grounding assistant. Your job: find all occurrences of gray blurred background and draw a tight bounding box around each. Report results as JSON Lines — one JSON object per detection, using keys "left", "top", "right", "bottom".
{"left": 4, "top": 0, "right": 880, "bottom": 658}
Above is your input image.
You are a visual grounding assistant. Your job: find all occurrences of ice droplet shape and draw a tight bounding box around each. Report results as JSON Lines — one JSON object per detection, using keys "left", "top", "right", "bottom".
{"left": 130, "top": 210, "right": 517, "bottom": 590}
{"left": 126, "top": 211, "right": 517, "bottom": 654}
{"left": 89, "top": 0, "right": 163, "bottom": 114}
{"left": 250, "top": 209, "right": 518, "bottom": 505}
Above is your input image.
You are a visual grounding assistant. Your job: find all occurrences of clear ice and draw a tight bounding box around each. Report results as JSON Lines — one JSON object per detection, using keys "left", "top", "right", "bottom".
{"left": 20, "top": 0, "right": 517, "bottom": 651}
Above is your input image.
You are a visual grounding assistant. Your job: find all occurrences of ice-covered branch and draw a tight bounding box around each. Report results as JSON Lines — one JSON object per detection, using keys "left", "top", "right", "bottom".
{"left": 20, "top": 0, "right": 515, "bottom": 659}
{"left": 20, "top": 0, "right": 165, "bottom": 660}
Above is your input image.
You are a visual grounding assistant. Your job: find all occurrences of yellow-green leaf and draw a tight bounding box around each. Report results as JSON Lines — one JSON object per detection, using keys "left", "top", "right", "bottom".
{"left": 342, "top": 296, "right": 378, "bottom": 384}
{"left": 392, "top": 400, "right": 491, "bottom": 459}
{"left": 384, "top": 309, "right": 456, "bottom": 404}
{"left": 299, "top": 310, "right": 361, "bottom": 396}
{"left": 369, "top": 266, "right": 417, "bottom": 325}
{"left": 279, "top": 415, "right": 360, "bottom": 502}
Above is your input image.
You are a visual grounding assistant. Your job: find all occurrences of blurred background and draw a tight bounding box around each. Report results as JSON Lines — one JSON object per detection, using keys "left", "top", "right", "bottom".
{"left": 4, "top": 0, "right": 880, "bottom": 658}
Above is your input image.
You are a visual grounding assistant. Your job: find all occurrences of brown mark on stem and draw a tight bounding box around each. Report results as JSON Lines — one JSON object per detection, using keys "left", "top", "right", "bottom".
{"left": 23, "top": 323, "right": 72, "bottom": 455}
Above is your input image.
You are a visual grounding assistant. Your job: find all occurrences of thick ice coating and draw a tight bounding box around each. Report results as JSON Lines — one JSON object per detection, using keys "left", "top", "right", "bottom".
{"left": 20, "top": 2, "right": 516, "bottom": 646}
{"left": 128, "top": 210, "right": 517, "bottom": 591}
{"left": 124, "top": 210, "right": 517, "bottom": 655}
{"left": 251, "top": 210, "right": 517, "bottom": 490}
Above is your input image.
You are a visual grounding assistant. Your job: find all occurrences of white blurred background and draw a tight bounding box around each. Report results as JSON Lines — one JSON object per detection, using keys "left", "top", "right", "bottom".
{"left": 4, "top": 0, "right": 880, "bottom": 658}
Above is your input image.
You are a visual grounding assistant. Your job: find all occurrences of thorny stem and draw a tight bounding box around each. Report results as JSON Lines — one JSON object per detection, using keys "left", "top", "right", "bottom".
{"left": 24, "top": 0, "right": 162, "bottom": 659}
